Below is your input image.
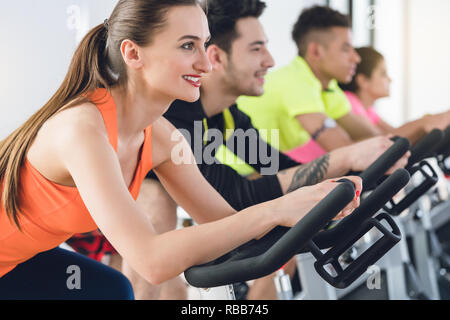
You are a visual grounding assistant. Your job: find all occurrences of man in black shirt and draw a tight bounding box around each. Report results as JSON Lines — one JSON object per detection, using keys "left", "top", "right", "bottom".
{"left": 127, "top": 0, "right": 409, "bottom": 300}
{"left": 153, "top": 99, "right": 301, "bottom": 211}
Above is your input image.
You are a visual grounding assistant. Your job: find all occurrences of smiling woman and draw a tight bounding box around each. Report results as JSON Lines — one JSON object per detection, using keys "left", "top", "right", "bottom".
{"left": 0, "top": 0, "right": 361, "bottom": 300}
{"left": 340, "top": 47, "right": 450, "bottom": 145}
{"left": 0, "top": 0, "right": 211, "bottom": 299}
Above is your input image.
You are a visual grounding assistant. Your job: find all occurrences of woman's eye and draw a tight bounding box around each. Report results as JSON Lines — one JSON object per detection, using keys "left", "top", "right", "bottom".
{"left": 182, "top": 42, "right": 195, "bottom": 50}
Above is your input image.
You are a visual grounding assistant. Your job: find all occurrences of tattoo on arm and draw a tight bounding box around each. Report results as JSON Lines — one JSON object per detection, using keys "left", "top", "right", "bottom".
{"left": 286, "top": 154, "right": 330, "bottom": 193}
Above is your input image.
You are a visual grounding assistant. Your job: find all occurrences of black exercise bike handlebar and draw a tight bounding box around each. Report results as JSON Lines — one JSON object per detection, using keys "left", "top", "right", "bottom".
{"left": 307, "top": 168, "right": 410, "bottom": 250}
{"left": 184, "top": 138, "right": 411, "bottom": 289}
{"left": 433, "top": 126, "right": 450, "bottom": 159}
{"left": 199, "top": 169, "right": 410, "bottom": 289}
{"left": 434, "top": 126, "right": 450, "bottom": 175}
{"left": 362, "top": 137, "right": 410, "bottom": 190}
{"left": 184, "top": 180, "right": 355, "bottom": 288}
{"left": 407, "top": 129, "right": 444, "bottom": 169}
{"left": 386, "top": 129, "right": 444, "bottom": 216}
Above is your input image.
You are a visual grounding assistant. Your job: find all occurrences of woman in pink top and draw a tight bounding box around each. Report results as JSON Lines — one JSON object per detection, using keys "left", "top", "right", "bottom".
{"left": 341, "top": 47, "right": 450, "bottom": 145}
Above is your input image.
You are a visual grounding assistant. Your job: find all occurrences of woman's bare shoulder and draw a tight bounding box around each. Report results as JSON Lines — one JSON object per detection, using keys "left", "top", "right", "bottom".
{"left": 49, "top": 101, "right": 106, "bottom": 133}
{"left": 152, "top": 116, "right": 183, "bottom": 145}
{"left": 149, "top": 117, "right": 184, "bottom": 168}
{"left": 152, "top": 116, "right": 177, "bottom": 133}
{"left": 27, "top": 101, "right": 111, "bottom": 185}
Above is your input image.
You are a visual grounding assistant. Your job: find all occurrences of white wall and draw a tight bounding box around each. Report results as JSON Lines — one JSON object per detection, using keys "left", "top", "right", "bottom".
{"left": 364, "top": 0, "right": 450, "bottom": 125}
{"left": 407, "top": 0, "right": 450, "bottom": 120}
{"left": 0, "top": 0, "right": 116, "bottom": 140}
{"left": 372, "top": 0, "right": 407, "bottom": 127}
{"left": 260, "top": 0, "right": 326, "bottom": 69}
{"left": 329, "top": 0, "right": 350, "bottom": 14}
{"left": 1, "top": 0, "right": 449, "bottom": 140}
{"left": 352, "top": 0, "right": 372, "bottom": 47}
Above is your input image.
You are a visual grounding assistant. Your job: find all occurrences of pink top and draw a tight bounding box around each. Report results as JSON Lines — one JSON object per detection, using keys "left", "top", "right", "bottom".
{"left": 345, "top": 91, "right": 381, "bottom": 125}
{"left": 286, "top": 139, "right": 327, "bottom": 163}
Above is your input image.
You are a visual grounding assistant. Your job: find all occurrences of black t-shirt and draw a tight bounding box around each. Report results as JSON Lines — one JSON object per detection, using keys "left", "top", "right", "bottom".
{"left": 148, "top": 99, "right": 300, "bottom": 211}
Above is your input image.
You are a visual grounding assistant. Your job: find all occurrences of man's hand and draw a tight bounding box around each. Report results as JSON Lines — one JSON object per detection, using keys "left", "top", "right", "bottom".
{"left": 344, "top": 136, "right": 411, "bottom": 174}
{"left": 423, "top": 111, "right": 450, "bottom": 133}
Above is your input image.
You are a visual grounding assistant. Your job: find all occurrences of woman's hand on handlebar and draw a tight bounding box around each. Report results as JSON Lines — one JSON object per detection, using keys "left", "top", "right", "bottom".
{"left": 331, "top": 176, "right": 362, "bottom": 220}
{"left": 275, "top": 176, "right": 363, "bottom": 228}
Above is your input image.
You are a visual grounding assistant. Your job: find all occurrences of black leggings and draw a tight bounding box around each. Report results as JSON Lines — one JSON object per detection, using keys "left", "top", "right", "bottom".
{"left": 0, "top": 248, "right": 134, "bottom": 300}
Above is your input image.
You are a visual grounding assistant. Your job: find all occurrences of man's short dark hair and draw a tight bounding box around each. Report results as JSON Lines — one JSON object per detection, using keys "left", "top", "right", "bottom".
{"left": 205, "top": 0, "right": 266, "bottom": 53}
{"left": 292, "top": 6, "right": 351, "bottom": 57}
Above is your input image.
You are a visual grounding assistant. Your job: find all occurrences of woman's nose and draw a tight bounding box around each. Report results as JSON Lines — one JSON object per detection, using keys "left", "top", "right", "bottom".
{"left": 195, "top": 50, "right": 212, "bottom": 74}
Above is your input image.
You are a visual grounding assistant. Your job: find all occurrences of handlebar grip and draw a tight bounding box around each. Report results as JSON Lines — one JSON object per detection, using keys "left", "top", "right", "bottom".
{"left": 184, "top": 181, "right": 355, "bottom": 288}
{"left": 439, "top": 159, "right": 450, "bottom": 176}
{"left": 384, "top": 161, "right": 439, "bottom": 216}
{"left": 434, "top": 126, "right": 450, "bottom": 158}
{"left": 408, "top": 129, "right": 444, "bottom": 167}
{"left": 302, "top": 168, "right": 410, "bottom": 251}
{"left": 359, "top": 137, "right": 410, "bottom": 190}
{"left": 311, "top": 212, "right": 401, "bottom": 289}
{"left": 184, "top": 138, "right": 415, "bottom": 289}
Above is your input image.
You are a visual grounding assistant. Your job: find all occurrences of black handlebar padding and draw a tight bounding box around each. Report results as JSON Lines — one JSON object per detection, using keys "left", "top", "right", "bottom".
{"left": 408, "top": 129, "right": 444, "bottom": 167}
{"left": 359, "top": 137, "right": 410, "bottom": 190}
{"left": 384, "top": 161, "right": 438, "bottom": 216}
{"left": 184, "top": 138, "right": 414, "bottom": 288}
{"left": 184, "top": 181, "right": 355, "bottom": 288}
{"left": 312, "top": 212, "right": 402, "bottom": 289}
{"left": 433, "top": 126, "right": 450, "bottom": 158}
{"left": 303, "top": 168, "right": 410, "bottom": 252}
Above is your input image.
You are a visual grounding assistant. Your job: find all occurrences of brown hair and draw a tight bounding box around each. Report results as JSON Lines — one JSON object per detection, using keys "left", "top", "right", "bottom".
{"left": 340, "top": 47, "right": 384, "bottom": 93}
{"left": 205, "top": 0, "right": 266, "bottom": 54}
{"left": 0, "top": 0, "right": 200, "bottom": 230}
{"left": 292, "top": 5, "right": 351, "bottom": 57}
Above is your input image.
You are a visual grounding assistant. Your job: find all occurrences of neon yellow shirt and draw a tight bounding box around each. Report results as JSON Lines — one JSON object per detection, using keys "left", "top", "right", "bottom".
{"left": 206, "top": 109, "right": 256, "bottom": 176}
{"left": 237, "top": 56, "right": 351, "bottom": 152}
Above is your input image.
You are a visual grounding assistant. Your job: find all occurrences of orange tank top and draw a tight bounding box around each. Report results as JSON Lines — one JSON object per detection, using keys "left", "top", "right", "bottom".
{"left": 0, "top": 88, "right": 153, "bottom": 277}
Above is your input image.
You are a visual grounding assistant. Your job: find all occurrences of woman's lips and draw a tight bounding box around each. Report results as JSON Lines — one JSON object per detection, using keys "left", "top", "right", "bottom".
{"left": 183, "top": 75, "right": 201, "bottom": 88}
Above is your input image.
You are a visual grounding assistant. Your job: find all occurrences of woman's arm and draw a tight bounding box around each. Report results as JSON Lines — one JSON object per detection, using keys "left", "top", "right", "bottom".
{"left": 56, "top": 115, "right": 280, "bottom": 284}
{"left": 337, "top": 112, "right": 382, "bottom": 141}
{"left": 376, "top": 110, "right": 450, "bottom": 145}
{"left": 150, "top": 117, "right": 239, "bottom": 223}
{"left": 56, "top": 113, "right": 361, "bottom": 285}
{"left": 276, "top": 135, "right": 410, "bottom": 194}
{"left": 377, "top": 118, "right": 425, "bottom": 145}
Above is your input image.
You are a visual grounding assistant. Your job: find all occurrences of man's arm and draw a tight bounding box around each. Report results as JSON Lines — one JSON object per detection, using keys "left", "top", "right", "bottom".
{"left": 277, "top": 151, "right": 348, "bottom": 194}
{"left": 198, "top": 162, "right": 285, "bottom": 211}
{"left": 296, "top": 112, "right": 353, "bottom": 151}
{"left": 276, "top": 136, "right": 411, "bottom": 195}
{"left": 337, "top": 112, "right": 380, "bottom": 142}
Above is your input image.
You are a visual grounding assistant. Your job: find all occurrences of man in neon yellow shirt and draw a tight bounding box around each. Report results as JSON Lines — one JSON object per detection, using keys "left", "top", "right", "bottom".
{"left": 238, "top": 6, "right": 379, "bottom": 163}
